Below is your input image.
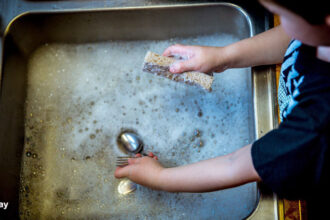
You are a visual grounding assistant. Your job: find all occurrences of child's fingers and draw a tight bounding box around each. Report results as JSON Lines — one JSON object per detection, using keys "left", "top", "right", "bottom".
{"left": 147, "top": 152, "right": 158, "bottom": 160}
{"left": 127, "top": 158, "right": 138, "bottom": 165}
{"left": 163, "top": 44, "right": 187, "bottom": 57}
{"left": 170, "top": 60, "right": 197, "bottom": 73}
{"left": 114, "top": 166, "right": 130, "bottom": 178}
{"left": 114, "top": 157, "right": 141, "bottom": 178}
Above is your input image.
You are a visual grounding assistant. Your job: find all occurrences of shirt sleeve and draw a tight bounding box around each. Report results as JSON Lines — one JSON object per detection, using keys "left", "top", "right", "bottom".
{"left": 251, "top": 93, "right": 330, "bottom": 199}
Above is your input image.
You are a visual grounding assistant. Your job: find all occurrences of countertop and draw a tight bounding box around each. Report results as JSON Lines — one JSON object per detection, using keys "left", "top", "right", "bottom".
{"left": 274, "top": 15, "right": 307, "bottom": 220}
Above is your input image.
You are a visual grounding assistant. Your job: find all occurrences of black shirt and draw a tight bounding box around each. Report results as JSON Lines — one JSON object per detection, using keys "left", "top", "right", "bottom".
{"left": 251, "top": 41, "right": 330, "bottom": 218}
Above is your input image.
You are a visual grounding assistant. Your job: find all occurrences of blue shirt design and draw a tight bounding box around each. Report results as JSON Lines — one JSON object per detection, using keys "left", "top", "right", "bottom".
{"left": 278, "top": 40, "right": 304, "bottom": 121}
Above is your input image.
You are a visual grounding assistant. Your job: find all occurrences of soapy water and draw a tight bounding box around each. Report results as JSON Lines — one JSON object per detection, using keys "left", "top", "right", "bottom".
{"left": 20, "top": 34, "right": 257, "bottom": 219}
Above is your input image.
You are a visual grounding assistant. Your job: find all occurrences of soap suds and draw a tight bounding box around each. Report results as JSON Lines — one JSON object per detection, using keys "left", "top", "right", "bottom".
{"left": 20, "top": 34, "right": 256, "bottom": 219}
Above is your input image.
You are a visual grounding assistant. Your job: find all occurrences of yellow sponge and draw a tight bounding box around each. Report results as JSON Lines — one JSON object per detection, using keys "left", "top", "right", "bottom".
{"left": 142, "top": 51, "right": 213, "bottom": 91}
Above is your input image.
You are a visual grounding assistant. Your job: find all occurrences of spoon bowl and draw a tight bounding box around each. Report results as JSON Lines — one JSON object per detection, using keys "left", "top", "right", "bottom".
{"left": 117, "top": 131, "right": 144, "bottom": 154}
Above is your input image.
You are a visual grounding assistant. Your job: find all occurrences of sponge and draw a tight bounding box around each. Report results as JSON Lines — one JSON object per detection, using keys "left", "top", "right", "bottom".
{"left": 142, "top": 51, "right": 213, "bottom": 91}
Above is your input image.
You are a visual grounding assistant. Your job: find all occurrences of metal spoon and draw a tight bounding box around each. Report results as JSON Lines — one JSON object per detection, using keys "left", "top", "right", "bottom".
{"left": 118, "top": 178, "right": 137, "bottom": 195}
{"left": 116, "top": 131, "right": 146, "bottom": 195}
{"left": 117, "top": 131, "right": 147, "bottom": 155}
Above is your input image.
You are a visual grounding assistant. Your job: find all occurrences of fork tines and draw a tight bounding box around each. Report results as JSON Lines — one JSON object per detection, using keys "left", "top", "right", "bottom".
{"left": 116, "top": 156, "right": 134, "bottom": 167}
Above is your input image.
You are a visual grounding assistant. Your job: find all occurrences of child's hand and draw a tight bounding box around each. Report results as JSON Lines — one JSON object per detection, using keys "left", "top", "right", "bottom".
{"left": 114, "top": 152, "right": 165, "bottom": 190}
{"left": 163, "top": 44, "right": 230, "bottom": 74}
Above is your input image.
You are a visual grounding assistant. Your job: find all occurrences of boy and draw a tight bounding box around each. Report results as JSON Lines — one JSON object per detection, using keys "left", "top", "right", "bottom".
{"left": 115, "top": 0, "right": 330, "bottom": 218}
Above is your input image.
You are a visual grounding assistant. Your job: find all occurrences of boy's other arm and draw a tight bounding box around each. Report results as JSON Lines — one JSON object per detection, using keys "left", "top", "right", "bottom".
{"left": 164, "top": 25, "right": 291, "bottom": 74}
{"left": 114, "top": 144, "right": 261, "bottom": 192}
{"left": 226, "top": 25, "right": 291, "bottom": 68}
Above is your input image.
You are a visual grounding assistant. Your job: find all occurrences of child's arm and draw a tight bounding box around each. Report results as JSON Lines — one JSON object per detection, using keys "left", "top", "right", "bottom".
{"left": 114, "top": 144, "right": 261, "bottom": 192}
{"left": 164, "top": 25, "right": 291, "bottom": 74}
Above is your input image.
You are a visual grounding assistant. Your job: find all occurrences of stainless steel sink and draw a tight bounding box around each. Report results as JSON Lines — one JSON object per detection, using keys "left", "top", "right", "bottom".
{"left": 0, "top": 2, "right": 281, "bottom": 219}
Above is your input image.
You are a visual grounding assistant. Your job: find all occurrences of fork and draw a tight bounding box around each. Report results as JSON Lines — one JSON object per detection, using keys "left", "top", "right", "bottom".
{"left": 116, "top": 153, "right": 148, "bottom": 167}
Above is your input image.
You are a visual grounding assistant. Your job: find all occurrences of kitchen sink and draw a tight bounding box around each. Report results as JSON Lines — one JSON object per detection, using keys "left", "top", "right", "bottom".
{"left": 0, "top": 2, "right": 280, "bottom": 219}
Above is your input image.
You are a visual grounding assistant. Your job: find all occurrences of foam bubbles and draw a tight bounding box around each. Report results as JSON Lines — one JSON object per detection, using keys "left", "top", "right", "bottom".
{"left": 20, "top": 34, "right": 256, "bottom": 219}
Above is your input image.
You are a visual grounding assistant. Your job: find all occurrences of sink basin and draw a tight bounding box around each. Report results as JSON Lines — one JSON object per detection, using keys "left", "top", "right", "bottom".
{"left": 0, "top": 3, "right": 280, "bottom": 219}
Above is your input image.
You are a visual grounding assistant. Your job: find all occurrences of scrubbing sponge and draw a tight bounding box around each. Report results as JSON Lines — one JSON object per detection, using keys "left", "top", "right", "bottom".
{"left": 142, "top": 51, "right": 213, "bottom": 91}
